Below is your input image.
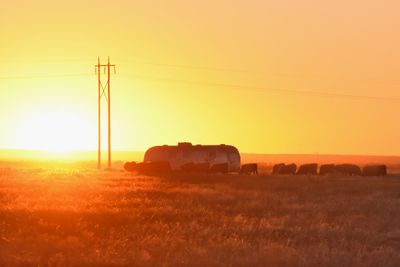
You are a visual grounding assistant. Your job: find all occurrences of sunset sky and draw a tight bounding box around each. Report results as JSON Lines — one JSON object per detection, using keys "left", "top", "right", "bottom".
{"left": 1, "top": 0, "right": 400, "bottom": 156}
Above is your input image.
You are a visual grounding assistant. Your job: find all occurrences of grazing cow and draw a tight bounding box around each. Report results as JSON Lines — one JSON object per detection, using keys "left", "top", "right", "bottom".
{"left": 319, "top": 164, "right": 336, "bottom": 176}
{"left": 280, "top": 163, "right": 297, "bottom": 175}
{"left": 148, "top": 161, "right": 171, "bottom": 173}
{"left": 181, "top": 162, "right": 210, "bottom": 173}
{"left": 272, "top": 163, "right": 297, "bottom": 175}
{"left": 209, "top": 163, "right": 229, "bottom": 173}
{"left": 181, "top": 162, "right": 195, "bottom": 172}
{"left": 239, "top": 163, "right": 258, "bottom": 175}
{"left": 193, "top": 162, "right": 210, "bottom": 172}
{"left": 335, "top": 164, "right": 361, "bottom": 176}
{"left": 272, "top": 163, "right": 285, "bottom": 175}
{"left": 296, "top": 163, "right": 318, "bottom": 175}
{"left": 124, "top": 161, "right": 136, "bottom": 172}
{"left": 134, "top": 162, "right": 146, "bottom": 172}
{"left": 362, "top": 165, "right": 387, "bottom": 176}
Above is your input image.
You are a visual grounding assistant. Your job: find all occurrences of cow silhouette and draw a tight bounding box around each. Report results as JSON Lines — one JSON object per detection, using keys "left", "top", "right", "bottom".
{"left": 272, "top": 163, "right": 297, "bottom": 175}
{"left": 181, "top": 162, "right": 210, "bottom": 172}
{"left": 296, "top": 163, "right": 318, "bottom": 175}
{"left": 362, "top": 165, "right": 387, "bottom": 176}
{"left": 181, "top": 162, "right": 196, "bottom": 172}
{"left": 193, "top": 162, "right": 210, "bottom": 172}
{"left": 272, "top": 163, "right": 285, "bottom": 174}
{"left": 239, "top": 163, "right": 258, "bottom": 175}
{"left": 209, "top": 163, "right": 229, "bottom": 173}
{"left": 135, "top": 161, "right": 171, "bottom": 174}
{"left": 335, "top": 164, "right": 361, "bottom": 176}
{"left": 280, "top": 163, "right": 297, "bottom": 174}
{"left": 124, "top": 161, "right": 136, "bottom": 172}
{"left": 319, "top": 164, "right": 336, "bottom": 175}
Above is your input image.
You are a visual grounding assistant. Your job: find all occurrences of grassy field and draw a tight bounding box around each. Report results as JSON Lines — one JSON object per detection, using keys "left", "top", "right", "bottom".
{"left": 1, "top": 167, "right": 400, "bottom": 267}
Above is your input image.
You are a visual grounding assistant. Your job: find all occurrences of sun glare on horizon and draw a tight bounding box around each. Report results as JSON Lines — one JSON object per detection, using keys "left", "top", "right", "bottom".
{"left": 15, "top": 109, "right": 93, "bottom": 153}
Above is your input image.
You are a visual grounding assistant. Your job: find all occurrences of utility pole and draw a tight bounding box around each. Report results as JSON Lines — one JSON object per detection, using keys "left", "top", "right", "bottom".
{"left": 95, "top": 57, "right": 116, "bottom": 169}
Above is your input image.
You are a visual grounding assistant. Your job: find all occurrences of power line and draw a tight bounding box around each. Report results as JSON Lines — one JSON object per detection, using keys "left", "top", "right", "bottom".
{"left": 116, "top": 59, "right": 400, "bottom": 85}
{"left": 2, "top": 58, "right": 400, "bottom": 86}
{"left": 117, "top": 59, "right": 265, "bottom": 75}
{"left": 0, "top": 58, "right": 94, "bottom": 65}
{"left": 0, "top": 73, "right": 92, "bottom": 80}
{"left": 2, "top": 57, "right": 399, "bottom": 84}
{"left": 119, "top": 73, "right": 400, "bottom": 103}
{"left": 1, "top": 68, "right": 399, "bottom": 103}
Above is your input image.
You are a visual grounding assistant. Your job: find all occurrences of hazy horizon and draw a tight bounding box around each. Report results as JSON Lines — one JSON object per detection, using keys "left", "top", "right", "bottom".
{"left": 1, "top": 148, "right": 400, "bottom": 167}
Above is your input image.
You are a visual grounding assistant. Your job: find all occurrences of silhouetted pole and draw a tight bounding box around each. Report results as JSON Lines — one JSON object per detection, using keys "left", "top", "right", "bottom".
{"left": 107, "top": 57, "right": 111, "bottom": 168}
{"left": 95, "top": 57, "right": 116, "bottom": 169}
{"left": 97, "top": 57, "right": 101, "bottom": 169}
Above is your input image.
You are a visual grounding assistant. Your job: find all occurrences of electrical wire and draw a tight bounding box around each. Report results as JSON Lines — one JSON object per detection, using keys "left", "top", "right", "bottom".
{"left": 0, "top": 66, "right": 399, "bottom": 103}
{"left": 0, "top": 73, "right": 92, "bottom": 80}
{"left": 119, "top": 73, "right": 400, "bottom": 103}
{"left": 116, "top": 59, "right": 400, "bottom": 84}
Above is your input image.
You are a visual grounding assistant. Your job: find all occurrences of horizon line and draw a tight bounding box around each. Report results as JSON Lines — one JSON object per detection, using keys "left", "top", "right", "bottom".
{"left": 0, "top": 148, "right": 400, "bottom": 158}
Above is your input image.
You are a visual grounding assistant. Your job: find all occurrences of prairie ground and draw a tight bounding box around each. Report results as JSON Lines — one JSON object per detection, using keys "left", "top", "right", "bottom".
{"left": 1, "top": 167, "right": 400, "bottom": 267}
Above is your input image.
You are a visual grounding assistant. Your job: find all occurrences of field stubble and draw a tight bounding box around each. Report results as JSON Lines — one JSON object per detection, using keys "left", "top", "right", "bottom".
{"left": 1, "top": 167, "right": 400, "bottom": 266}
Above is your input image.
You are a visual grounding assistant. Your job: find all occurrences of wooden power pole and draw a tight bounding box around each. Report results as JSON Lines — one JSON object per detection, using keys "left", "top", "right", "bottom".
{"left": 95, "top": 57, "right": 116, "bottom": 169}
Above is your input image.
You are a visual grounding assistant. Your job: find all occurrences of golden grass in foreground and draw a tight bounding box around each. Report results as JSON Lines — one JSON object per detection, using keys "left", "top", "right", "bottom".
{"left": 1, "top": 168, "right": 400, "bottom": 266}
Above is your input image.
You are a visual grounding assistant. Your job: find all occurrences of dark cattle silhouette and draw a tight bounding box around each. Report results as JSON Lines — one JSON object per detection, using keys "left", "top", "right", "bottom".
{"left": 272, "top": 163, "right": 297, "bottom": 175}
{"left": 181, "top": 162, "right": 210, "bottom": 172}
{"left": 181, "top": 162, "right": 195, "bottom": 172}
{"left": 296, "top": 163, "right": 318, "bottom": 175}
{"left": 335, "top": 164, "right": 361, "bottom": 176}
{"left": 135, "top": 161, "right": 171, "bottom": 174}
{"left": 124, "top": 161, "right": 136, "bottom": 172}
{"left": 193, "top": 162, "right": 210, "bottom": 172}
{"left": 209, "top": 163, "right": 229, "bottom": 173}
{"left": 362, "top": 165, "right": 387, "bottom": 176}
{"left": 272, "top": 163, "right": 285, "bottom": 174}
{"left": 280, "top": 163, "right": 297, "bottom": 174}
{"left": 134, "top": 162, "right": 146, "bottom": 172}
{"left": 319, "top": 164, "right": 336, "bottom": 175}
{"left": 239, "top": 163, "right": 258, "bottom": 175}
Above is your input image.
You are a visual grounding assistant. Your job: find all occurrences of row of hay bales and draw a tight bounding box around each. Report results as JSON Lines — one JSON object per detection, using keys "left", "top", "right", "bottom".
{"left": 272, "top": 163, "right": 387, "bottom": 176}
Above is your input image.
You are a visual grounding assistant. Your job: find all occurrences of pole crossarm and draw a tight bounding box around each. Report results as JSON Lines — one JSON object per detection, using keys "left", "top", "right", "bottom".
{"left": 95, "top": 65, "right": 116, "bottom": 74}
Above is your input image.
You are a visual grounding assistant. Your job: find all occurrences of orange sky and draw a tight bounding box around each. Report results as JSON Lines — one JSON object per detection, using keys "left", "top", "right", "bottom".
{"left": 1, "top": 0, "right": 400, "bottom": 155}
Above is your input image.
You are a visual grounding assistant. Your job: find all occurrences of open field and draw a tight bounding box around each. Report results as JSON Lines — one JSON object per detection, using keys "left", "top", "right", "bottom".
{"left": 1, "top": 167, "right": 400, "bottom": 267}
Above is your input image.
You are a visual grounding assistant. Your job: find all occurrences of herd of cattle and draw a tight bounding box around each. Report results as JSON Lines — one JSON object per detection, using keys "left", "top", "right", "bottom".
{"left": 124, "top": 161, "right": 233, "bottom": 174}
{"left": 124, "top": 161, "right": 387, "bottom": 176}
{"left": 272, "top": 163, "right": 387, "bottom": 176}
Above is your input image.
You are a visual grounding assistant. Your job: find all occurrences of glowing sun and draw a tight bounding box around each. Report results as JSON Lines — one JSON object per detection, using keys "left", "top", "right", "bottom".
{"left": 17, "top": 108, "right": 92, "bottom": 152}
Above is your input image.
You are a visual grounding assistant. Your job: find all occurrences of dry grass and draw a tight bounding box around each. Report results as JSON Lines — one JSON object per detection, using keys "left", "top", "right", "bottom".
{"left": 1, "top": 167, "right": 400, "bottom": 267}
